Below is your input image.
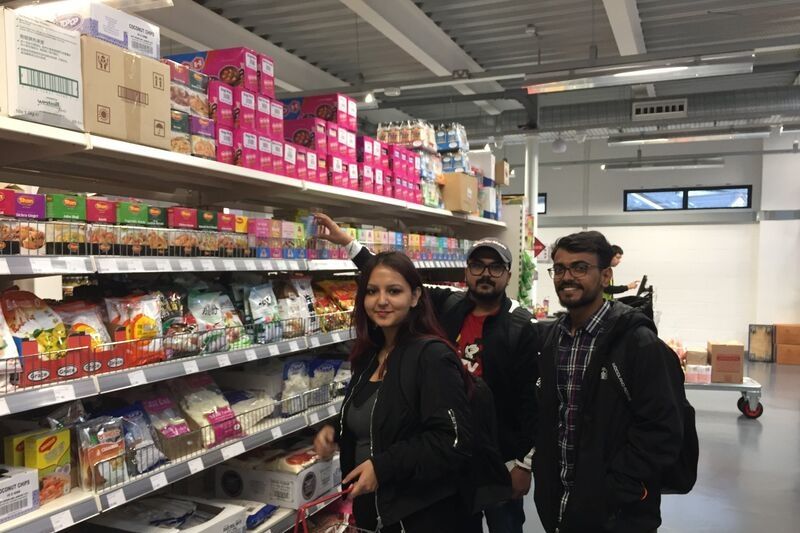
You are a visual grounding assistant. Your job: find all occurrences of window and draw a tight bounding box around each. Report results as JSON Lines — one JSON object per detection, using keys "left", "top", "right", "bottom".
{"left": 624, "top": 186, "right": 751, "bottom": 212}
{"left": 537, "top": 193, "right": 547, "bottom": 214}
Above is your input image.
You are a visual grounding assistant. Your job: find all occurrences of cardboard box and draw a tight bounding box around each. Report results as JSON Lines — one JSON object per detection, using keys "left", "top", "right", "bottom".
{"left": 360, "top": 164, "right": 375, "bottom": 194}
{"left": 776, "top": 344, "right": 800, "bottom": 365}
{"left": 234, "top": 129, "right": 259, "bottom": 170}
{"left": 0, "top": 465, "right": 39, "bottom": 524}
{"left": 258, "top": 135, "right": 273, "bottom": 173}
{"left": 146, "top": 206, "right": 166, "bottom": 227}
{"left": 747, "top": 324, "right": 774, "bottom": 362}
{"left": 165, "top": 47, "right": 258, "bottom": 92}
{"left": 218, "top": 213, "right": 236, "bottom": 233}
{"left": 775, "top": 324, "right": 800, "bottom": 345}
{"left": 357, "top": 135, "right": 375, "bottom": 165}
{"left": 269, "top": 100, "right": 284, "bottom": 140}
{"left": 169, "top": 110, "right": 191, "bottom": 155}
{"left": 233, "top": 87, "right": 256, "bottom": 130}
{"left": 495, "top": 159, "right": 510, "bottom": 186}
{"left": 189, "top": 116, "right": 216, "bottom": 160}
{"left": 197, "top": 210, "right": 218, "bottom": 231}
{"left": 162, "top": 59, "right": 208, "bottom": 118}
{"left": 256, "top": 95, "right": 272, "bottom": 135}
{"left": 296, "top": 146, "right": 308, "bottom": 181}
{"left": 168, "top": 207, "right": 198, "bottom": 229}
{"left": 442, "top": 172, "right": 478, "bottom": 213}
{"left": 708, "top": 341, "right": 744, "bottom": 384}
{"left": 117, "top": 202, "right": 147, "bottom": 225}
{"left": 216, "top": 124, "right": 235, "bottom": 165}
{"left": 258, "top": 53, "right": 275, "bottom": 97}
{"left": 684, "top": 349, "right": 708, "bottom": 366}
{"left": 24, "top": 428, "right": 70, "bottom": 504}
{"left": 215, "top": 452, "right": 336, "bottom": 510}
{"left": 20, "top": 0, "right": 160, "bottom": 59}
{"left": 87, "top": 198, "right": 117, "bottom": 224}
{"left": 271, "top": 139, "right": 284, "bottom": 175}
{"left": 328, "top": 155, "right": 345, "bottom": 187}
{"left": 0, "top": 8, "right": 83, "bottom": 130}
{"left": 81, "top": 36, "right": 170, "bottom": 150}
{"left": 0, "top": 189, "right": 15, "bottom": 216}
{"left": 283, "top": 142, "right": 298, "bottom": 178}
{"left": 306, "top": 151, "right": 319, "bottom": 183}
{"left": 374, "top": 167, "right": 385, "bottom": 196}
{"left": 285, "top": 118, "right": 327, "bottom": 153}
{"left": 4, "top": 430, "right": 47, "bottom": 467}
{"left": 235, "top": 216, "right": 248, "bottom": 234}
{"left": 327, "top": 122, "right": 340, "bottom": 157}
{"left": 282, "top": 93, "right": 356, "bottom": 131}
{"left": 208, "top": 80, "right": 234, "bottom": 127}
{"left": 46, "top": 193, "right": 86, "bottom": 221}
{"left": 469, "top": 150, "right": 496, "bottom": 181}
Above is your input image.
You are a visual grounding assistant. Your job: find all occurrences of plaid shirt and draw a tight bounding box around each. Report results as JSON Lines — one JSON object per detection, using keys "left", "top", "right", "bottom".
{"left": 555, "top": 300, "right": 611, "bottom": 522}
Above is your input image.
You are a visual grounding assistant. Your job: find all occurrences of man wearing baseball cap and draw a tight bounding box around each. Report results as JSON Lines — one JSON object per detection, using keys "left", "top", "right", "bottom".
{"left": 315, "top": 214, "right": 539, "bottom": 533}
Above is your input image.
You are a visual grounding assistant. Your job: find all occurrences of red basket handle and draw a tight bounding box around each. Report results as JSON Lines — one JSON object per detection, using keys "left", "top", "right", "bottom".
{"left": 293, "top": 486, "right": 353, "bottom": 533}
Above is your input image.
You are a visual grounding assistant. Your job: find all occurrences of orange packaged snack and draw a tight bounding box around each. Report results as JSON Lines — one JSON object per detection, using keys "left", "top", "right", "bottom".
{"left": 24, "top": 428, "right": 71, "bottom": 504}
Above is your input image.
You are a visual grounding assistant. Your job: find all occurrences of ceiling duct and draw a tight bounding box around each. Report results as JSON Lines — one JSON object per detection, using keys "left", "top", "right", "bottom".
{"left": 632, "top": 99, "right": 688, "bottom": 122}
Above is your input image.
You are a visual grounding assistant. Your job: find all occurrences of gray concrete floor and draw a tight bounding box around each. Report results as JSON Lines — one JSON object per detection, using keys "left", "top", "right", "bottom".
{"left": 519, "top": 362, "right": 800, "bottom": 533}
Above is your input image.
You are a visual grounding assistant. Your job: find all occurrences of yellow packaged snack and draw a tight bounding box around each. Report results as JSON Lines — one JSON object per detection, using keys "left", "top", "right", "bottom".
{"left": 3, "top": 428, "right": 47, "bottom": 466}
{"left": 24, "top": 428, "right": 71, "bottom": 504}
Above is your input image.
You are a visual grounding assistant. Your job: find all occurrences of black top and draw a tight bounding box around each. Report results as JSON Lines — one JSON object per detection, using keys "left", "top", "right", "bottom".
{"left": 346, "top": 380, "right": 380, "bottom": 466}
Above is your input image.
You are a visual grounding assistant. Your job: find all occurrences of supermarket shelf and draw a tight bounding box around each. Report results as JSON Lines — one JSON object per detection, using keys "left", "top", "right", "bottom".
{"left": 94, "top": 256, "right": 307, "bottom": 274}
{"left": 253, "top": 488, "right": 344, "bottom": 533}
{"left": 0, "top": 329, "right": 354, "bottom": 417}
{"left": 0, "top": 118, "right": 505, "bottom": 230}
{"left": 0, "top": 256, "right": 94, "bottom": 276}
{"left": 307, "top": 259, "right": 357, "bottom": 271}
{"left": 414, "top": 260, "right": 466, "bottom": 269}
{"left": 463, "top": 214, "right": 506, "bottom": 228}
{"left": 5, "top": 400, "right": 343, "bottom": 533}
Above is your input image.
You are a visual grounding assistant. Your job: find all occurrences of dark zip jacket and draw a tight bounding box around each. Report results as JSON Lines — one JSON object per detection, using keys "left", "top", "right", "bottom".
{"left": 353, "top": 246, "right": 538, "bottom": 466}
{"left": 337, "top": 337, "right": 472, "bottom": 527}
{"left": 533, "top": 302, "right": 684, "bottom": 533}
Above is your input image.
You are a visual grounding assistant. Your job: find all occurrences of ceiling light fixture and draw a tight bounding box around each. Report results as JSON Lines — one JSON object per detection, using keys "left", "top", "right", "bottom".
{"left": 608, "top": 127, "right": 772, "bottom": 146}
{"left": 551, "top": 138, "right": 567, "bottom": 153}
{"left": 613, "top": 66, "right": 689, "bottom": 78}
{"left": 364, "top": 92, "right": 376, "bottom": 104}
{"left": 601, "top": 158, "right": 725, "bottom": 171}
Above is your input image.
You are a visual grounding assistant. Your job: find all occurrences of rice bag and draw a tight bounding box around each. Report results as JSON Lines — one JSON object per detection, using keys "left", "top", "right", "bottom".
{"left": 174, "top": 373, "right": 243, "bottom": 447}
{"left": 273, "top": 281, "right": 307, "bottom": 339}
{"left": 109, "top": 403, "right": 167, "bottom": 475}
{"left": 76, "top": 416, "right": 127, "bottom": 490}
{"left": 249, "top": 283, "right": 282, "bottom": 343}
{"left": 307, "top": 359, "right": 343, "bottom": 406}
{"left": 281, "top": 359, "right": 309, "bottom": 416}
{"left": 105, "top": 294, "right": 165, "bottom": 365}
{"left": 1, "top": 290, "right": 67, "bottom": 359}
{"left": 292, "top": 278, "right": 320, "bottom": 335}
{"left": 54, "top": 301, "right": 112, "bottom": 349}
{"left": 141, "top": 395, "right": 191, "bottom": 439}
{"left": 222, "top": 389, "right": 276, "bottom": 434}
{"left": 188, "top": 291, "right": 250, "bottom": 353}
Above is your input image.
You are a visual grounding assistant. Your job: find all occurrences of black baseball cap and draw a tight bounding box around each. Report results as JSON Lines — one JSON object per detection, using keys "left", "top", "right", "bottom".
{"left": 467, "top": 239, "right": 513, "bottom": 266}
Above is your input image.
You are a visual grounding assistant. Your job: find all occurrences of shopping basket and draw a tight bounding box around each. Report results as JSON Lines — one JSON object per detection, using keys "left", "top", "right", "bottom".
{"left": 293, "top": 486, "right": 377, "bottom": 533}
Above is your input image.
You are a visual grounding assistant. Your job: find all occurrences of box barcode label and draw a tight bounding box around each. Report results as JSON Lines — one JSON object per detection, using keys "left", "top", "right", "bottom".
{"left": 0, "top": 494, "right": 29, "bottom": 518}
{"left": 19, "top": 67, "right": 79, "bottom": 98}
{"left": 130, "top": 38, "right": 155, "bottom": 57}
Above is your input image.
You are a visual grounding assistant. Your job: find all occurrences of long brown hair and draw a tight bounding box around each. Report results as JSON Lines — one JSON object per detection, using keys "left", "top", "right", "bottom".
{"left": 350, "top": 252, "right": 453, "bottom": 369}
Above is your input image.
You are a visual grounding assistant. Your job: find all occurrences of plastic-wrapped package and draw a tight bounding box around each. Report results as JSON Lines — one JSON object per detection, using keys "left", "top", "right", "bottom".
{"left": 0, "top": 308, "right": 20, "bottom": 375}
{"left": 214, "top": 498, "right": 278, "bottom": 530}
{"left": 188, "top": 291, "right": 250, "bottom": 353}
{"left": 273, "top": 281, "right": 308, "bottom": 339}
{"left": 281, "top": 359, "right": 309, "bottom": 416}
{"left": 264, "top": 445, "right": 319, "bottom": 474}
{"left": 222, "top": 389, "right": 276, "bottom": 434}
{"left": 174, "top": 373, "right": 243, "bottom": 447}
{"left": 141, "top": 395, "right": 191, "bottom": 439}
{"left": 307, "top": 359, "right": 343, "bottom": 406}
{"left": 76, "top": 416, "right": 127, "bottom": 490}
{"left": 1, "top": 290, "right": 67, "bottom": 358}
{"left": 249, "top": 283, "right": 282, "bottom": 343}
{"left": 105, "top": 294, "right": 166, "bottom": 365}
{"left": 312, "top": 288, "right": 347, "bottom": 333}
{"left": 109, "top": 403, "right": 167, "bottom": 475}
{"left": 315, "top": 280, "right": 357, "bottom": 311}
{"left": 157, "top": 290, "right": 199, "bottom": 358}
{"left": 292, "top": 278, "right": 320, "bottom": 335}
{"left": 54, "top": 301, "right": 112, "bottom": 349}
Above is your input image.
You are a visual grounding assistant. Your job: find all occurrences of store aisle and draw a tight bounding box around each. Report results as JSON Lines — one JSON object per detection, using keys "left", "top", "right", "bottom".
{"left": 520, "top": 362, "right": 800, "bottom": 533}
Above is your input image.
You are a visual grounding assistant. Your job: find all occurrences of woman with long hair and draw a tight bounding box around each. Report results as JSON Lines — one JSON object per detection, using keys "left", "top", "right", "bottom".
{"left": 313, "top": 248, "right": 472, "bottom": 532}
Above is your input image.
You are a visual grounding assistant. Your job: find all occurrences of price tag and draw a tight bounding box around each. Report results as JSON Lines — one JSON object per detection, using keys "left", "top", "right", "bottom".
{"left": 267, "top": 344, "right": 280, "bottom": 356}
{"left": 179, "top": 259, "right": 194, "bottom": 271}
{"left": 288, "top": 341, "right": 300, "bottom": 352}
{"left": 107, "top": 489, "right": 126, "bottom": 508}
{"left": 201, "top": 259, "right": 215, "bottom": 271}
{"left": 217, "top": 354, "right": 232, "bottom": 367}
{"left": 31, "top": 259, "right": 53, "bottom": 274}
{"left": 221, "top": 441, "right": 246, "bottom": 460}
{"left": 271, "top": 426, "right": 283, "bottom": 439}
{"left": 308, "top": 411, "right": 320, "bottom": 424}
{"left": 244, "top": 260, "right": 257, "bottom": 271}
{"left": 223, "top": 260, "right": 237, "bottom": 271}
{"left": 275, "top": 260, "right": 288, "bottom": 270}
{"left": 50, "top": 510, "right": 74, "bottom": 531}
{"left": 309, "top": 337, "right": 320, "bottom": 348}
{"left": 0, "top": 398, "right": 9, "bottom": 416}
{"left": 183, "top": 360, "right": 200, "bottom": 375}
{"left": 52, "top": 385, "right": 76, "bottom": 403}
{"left": 129, "top": 259, "right": 144, "bottom": 272}
{"left": 188, "top": 458, "right": 204, "bottom": 475}
{"left": 332, "top": 332, "right": 343, "bottom": 343}
{"left": 150, "top": 472, "right": 168, "bottom": 490}
{"left": 128, "top": 370, "right": 147, "bottom": 387}
{"left": 327, "top": 405, "right": 338, "bottom": 417}
{"left": 245, "top": 349, "right": 258, "bottom": 361}
{"left": 156, "top": 259, "right": 171, "bottom": 271}
{"left": 0, "top": 258, "right": 10, "bottom": 275}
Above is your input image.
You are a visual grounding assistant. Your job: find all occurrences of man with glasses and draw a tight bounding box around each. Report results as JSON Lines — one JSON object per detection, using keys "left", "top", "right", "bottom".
{"left": 314, "top": 213, "right": 538, "bottom": 533}
{"left": 533, "top": 231, "right": 684, "bottom": 533}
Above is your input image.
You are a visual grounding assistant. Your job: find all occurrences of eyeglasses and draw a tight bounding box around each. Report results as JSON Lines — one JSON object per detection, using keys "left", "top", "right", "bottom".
{"left": 547, "top": 262, "right": 601, "bottom": 279}
{"left": 467, "top": 261, "right": 509, "bottom": 278}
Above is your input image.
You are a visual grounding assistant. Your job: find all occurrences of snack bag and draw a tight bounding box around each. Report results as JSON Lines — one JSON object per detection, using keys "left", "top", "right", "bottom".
{"left": 312, "top": 288, "right": 347, "bottom": 333}
{"left": 248, "top": 283, "right": 282, "bottom": 343}
{"left": 174, "top": 373, "right": 243, "bottom": 447}
{"left": 54, "top": 301, "right": 112, "bottom": 349}
{"left": 105, "top": 294, "right": 166, "bottom": 365}
{"left": 0, "top": 309, "right": 20, "bottom": 374}
{"left": 142, "top": 396, "right": 191, "bottom": 439}
{"left": 109, "top": 403, "right": 167, "bottom": 475}
{"left": 188, "top": 291, "right": 245, "bottom": 353}
{"left": 1, "top": 290, "right": 67, "bottom": 358}
{"left": 273, "top": 281, "right": 308, "bottom": 339}
{"left": 316, "top": 281, "right": 357, "bottom": 311}
{"left": 291, "top": 278, "right": 320, "bottom": 335}
{"left": 76, "top": 416, "right": 127, "bottom": 490}
{"left": 157, "top": 290, "right": 200, "bottom": 358}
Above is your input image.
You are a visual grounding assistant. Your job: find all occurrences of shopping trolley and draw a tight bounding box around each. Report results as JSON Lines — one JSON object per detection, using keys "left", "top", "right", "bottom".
{"left": 293, "top": 486, "right": 380, "bottom": 533}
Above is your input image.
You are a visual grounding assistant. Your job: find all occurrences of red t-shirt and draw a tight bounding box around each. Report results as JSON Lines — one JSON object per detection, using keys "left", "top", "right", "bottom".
{"left": 456, "top": 312, "right": 493, "bottom": 377}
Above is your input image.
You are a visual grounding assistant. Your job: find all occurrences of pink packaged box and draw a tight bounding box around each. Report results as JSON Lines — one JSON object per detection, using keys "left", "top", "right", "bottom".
{"left": 376, "top": 140, "right": 389, "bottom": 168}
{"left": 0, "top": 189, "right": 15, "bottom": 216}
{"left": 234, "top": 87, "right": 257, "bottom": 130}
{"left": 15, "top": 193, "right": 45, "bottom": 220}
{"left": 258, "top": 54, "right": 275, "bottom": 98}
{"left": 306, "top": 151, "right": 319, "bottom": 183}
{"left": 258, "top": 135, "right": 273, "bottom": 173}
{"left": 284, "top": 118, "right": 327, "bottom": 154}
{"left": 269, "top": 100, "right": 284, "bottom": 140}
{"left": 248, "top": 218, "right": 270, "bottom": 237}
{"left": 295, "top": 146, "right": 308, "bottom": 181}
{"left": 346, "top": 130, "right": 357, "bottom": 161}
{"left": 357, "top": 135, "right": 375, "bottom": 165}
{"left": 234, "top": 129, "right": 259, "bottom": 170}
{"left": 166, "top": 48, "right": 259, "bottom": 92}
{"left": 317, "top": 152, "right": 327, "bottom": 183}
{"left": 327, "top": 122, "right": 340, "bottom": 157}
{"left": 359, "top": 164, "right": 374, "bottom": 194}
{"left": 208, "top": 81, "right": 234, "bottom": 127}
{"left": 327, "top": 155, "right": 345, "bottom": 187}
{"left": 283, "top": 142, "right": 298, "bottom": 178}
{"left": 216, "top": 124, "right": 235, "bottom": 165}
{"left": 413, "top": 186, "right": 422, "bottom": 205}
{"left": 271, "top": 140, "right": 285, "bottom": 175}
{"left": 282, "top": 93, "right": 357, "bottom": 131}
{"left": 346, "top": 161, "right": 359, "bottom": 190}
{"left": 256, "top": 95, "right": 272, "bottom": 136}
{"left": 374, "top": 167, "right": 385, "bottom": 196}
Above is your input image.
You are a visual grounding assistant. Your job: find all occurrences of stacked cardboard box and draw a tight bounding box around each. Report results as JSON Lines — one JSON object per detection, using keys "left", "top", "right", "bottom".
{"left": 775, "top": 324, "right": 800, "bottom": 365}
